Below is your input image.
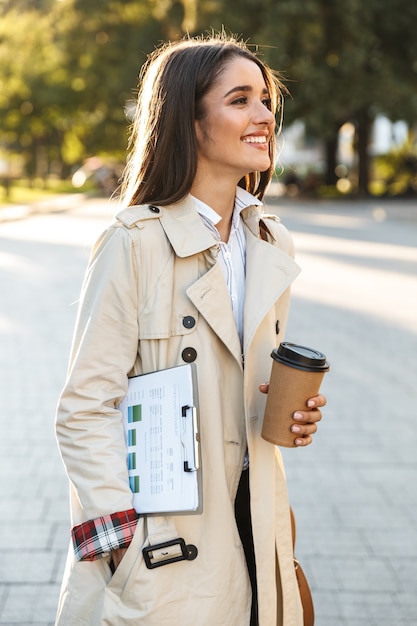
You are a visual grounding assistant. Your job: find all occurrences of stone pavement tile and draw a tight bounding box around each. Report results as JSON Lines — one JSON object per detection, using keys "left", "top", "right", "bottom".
{"left": 290, "top": 498, "right": 341, "bottom": 529}
{"left": 396, "top": 591, "right": 417, "bottom": 621}
{"left": 301, "top": 554, "right": 402, "bottom": 622}
{"left": 366, "top": 623, "right": 417, "bottom": 626}
{"left": 0, "top": 582, "right": 60, "bottom": 624}
{"left": 363, "top": 528, "right": 417, "bottom": 558}
{"left": 311, "top": 588, "right": 343, "bottom": 620}
{"left": 331, "top": 494, "right": 408, "bottom": 531}
{"left": 366, "top": 591, "right": 414, "bottom": 622}
{"left": 50, "top": 522, "right": 70, "bottom": 553}
{"left": 361, "top": 466, "right": 417, "bottom": 524}
{"left": 45, "top": 497, "right": 70, "bottom": 525}
{"left": 390, "top": 559, "right": 417, "bottom": 593}
{"left": 336, "top": 597, "right": 375, "bottom": 624}
{"left": 300, "top": 556, "right": 341, "bottom": 591}
{"left": 53, "top": 550, "right": 68, "bottom": 585}
{"left": 0, "top": 445, "right": 65, "bottom": 502}
{"left": 330, "top": 589, "right": 415, "bottom": 625}
{"left": 0, "top": 585, "right": 7, "bottom": 613}
{"left": 334, "top": 590, "right": 374, "bottom": 623}
{"left": 0, "top": 519, "right": 68, "bottom": 562}
{"left": 295, "top": 527, "right": 370, "bottom": 559}
{"left": 0, "top": 551, "right": 59, "bottom": 584}
{"left": 336, "top": 556, "right": 398, "bottom": 593}
{"left": 1, "top": 498, "right": 45, "bottom": 523}
{"left": 0, "top": 523, "right": 52, "bottom": 551}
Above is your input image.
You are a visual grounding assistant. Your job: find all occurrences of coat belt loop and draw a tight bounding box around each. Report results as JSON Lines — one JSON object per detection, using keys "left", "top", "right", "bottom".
{"left": 146, "top": 515, "right": 179, "bottom": 544}
{"left": 143, "top": 516, "right": 198, "bottom": 569}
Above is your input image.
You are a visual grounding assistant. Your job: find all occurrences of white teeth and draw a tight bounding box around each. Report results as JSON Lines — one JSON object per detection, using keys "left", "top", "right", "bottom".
{"left": 242, "top": 136, "right": 267, "bottom": 144}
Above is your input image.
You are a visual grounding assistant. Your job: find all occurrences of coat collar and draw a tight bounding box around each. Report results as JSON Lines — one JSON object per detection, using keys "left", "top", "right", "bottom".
{"left": 118, "top": 195, "right": 270, "bottom": 258}
{"left": 117, "top": 196, "right": 300, "bottom": 363}
{"left": 116, "top": 196, "right": 216, "bottom": 258}
{"left": 158, "top": 196, "right": 218, "bottom": 258}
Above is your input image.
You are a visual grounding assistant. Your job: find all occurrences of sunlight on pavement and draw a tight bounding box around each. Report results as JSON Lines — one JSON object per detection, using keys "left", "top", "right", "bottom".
{"left": 0, "top": 211, "right": 113, "bottom": 248}
{"left": 1, "top": 204, "right": 416, "bottom": 337}
{"left": 292, "top": 231, "right": 417, "bottom": 262}
{"left": 289, "top": 232, "right": 417, "bottom": 334}
{"left": 297, "top": 212, "right": 369, "bottom": 230}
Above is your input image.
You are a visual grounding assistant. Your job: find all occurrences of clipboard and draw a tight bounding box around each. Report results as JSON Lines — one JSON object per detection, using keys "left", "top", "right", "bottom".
{"left": 118, "top": 363, "right": 202, "bottom": 516}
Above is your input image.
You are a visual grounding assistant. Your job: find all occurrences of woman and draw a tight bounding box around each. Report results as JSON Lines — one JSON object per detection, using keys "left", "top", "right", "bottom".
{"left": 55, "top": 33, "right": 326, "bottom": 626}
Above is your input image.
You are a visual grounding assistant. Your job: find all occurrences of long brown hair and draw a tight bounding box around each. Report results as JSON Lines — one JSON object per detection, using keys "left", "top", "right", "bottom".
{"left": 121, "top": 33, "right": 286, "bottom": 207}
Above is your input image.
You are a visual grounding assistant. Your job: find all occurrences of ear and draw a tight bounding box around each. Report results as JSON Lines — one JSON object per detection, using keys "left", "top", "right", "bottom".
{"left": 194, "top": 119, "right": 205, "bottom": 146}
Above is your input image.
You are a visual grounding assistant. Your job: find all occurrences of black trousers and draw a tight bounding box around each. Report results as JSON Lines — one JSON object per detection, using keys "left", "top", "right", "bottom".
{"left": 234, "top": 469, "right": 258, "bottom": 626}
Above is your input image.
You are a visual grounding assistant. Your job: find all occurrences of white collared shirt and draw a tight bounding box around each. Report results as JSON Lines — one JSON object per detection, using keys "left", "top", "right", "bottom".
{"left": 191, "top": 187, "right": 262, "bottom": 347}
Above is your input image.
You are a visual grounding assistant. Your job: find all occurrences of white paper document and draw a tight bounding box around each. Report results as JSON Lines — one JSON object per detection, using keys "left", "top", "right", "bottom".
{"left": 118, "top": 364, "right": 202, "bottom": 515}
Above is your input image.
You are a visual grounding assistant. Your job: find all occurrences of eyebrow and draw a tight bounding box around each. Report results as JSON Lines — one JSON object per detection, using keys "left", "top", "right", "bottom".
{"left": 223, "top": 85, "right": 269, "bottom": 98}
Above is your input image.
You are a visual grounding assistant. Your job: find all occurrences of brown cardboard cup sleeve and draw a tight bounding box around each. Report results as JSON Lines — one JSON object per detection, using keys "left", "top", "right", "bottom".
{"left": 261, "top": 342, "right": 330, "bottom": 448}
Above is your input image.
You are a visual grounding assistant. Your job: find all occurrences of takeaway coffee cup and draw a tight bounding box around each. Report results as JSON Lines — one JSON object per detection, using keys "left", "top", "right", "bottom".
{"left": 261, "top": 342, "right": 330, "bottom": 447}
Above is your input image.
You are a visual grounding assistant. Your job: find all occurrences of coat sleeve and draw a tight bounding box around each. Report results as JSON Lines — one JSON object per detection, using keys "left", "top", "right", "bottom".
{"left": 56, "top": 223, "right": 139, "bottom": 522}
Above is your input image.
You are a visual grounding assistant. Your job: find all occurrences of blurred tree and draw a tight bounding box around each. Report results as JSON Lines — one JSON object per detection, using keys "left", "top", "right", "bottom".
{"left": 2, "top": 0, "right": 416, "bottom": 193}
{"left": 192, "top": 0, "right": 417, "bottom": 195}
{"left": 0, "top": 0, "right": 166, "bottom": 180}
{"left": 0, "top": 6, "right": 66, "bottom": 180}
{"left": 52, "top": 0, "right": 165, "bottom": 167}
{"left": 265, "top": 0, "right": 417, "bottom": 194}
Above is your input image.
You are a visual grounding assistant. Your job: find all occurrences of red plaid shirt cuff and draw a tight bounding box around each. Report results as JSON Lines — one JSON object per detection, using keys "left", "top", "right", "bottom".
{"left": 71, "top": 508, "right": 139, "bottom": 561}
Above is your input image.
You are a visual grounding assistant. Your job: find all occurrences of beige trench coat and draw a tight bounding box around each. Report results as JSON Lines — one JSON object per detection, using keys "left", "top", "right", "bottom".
{"left": 55, "top": 195, "right": 303, "bottom": 626}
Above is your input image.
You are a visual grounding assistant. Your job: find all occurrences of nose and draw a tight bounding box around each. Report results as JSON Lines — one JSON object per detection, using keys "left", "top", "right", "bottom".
{"left": 253, "top": 100, "right": 275, "bottom": 126}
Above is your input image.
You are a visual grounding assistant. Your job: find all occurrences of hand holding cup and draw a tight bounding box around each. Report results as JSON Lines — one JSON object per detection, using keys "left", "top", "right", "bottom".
{"left": 260, "top": 342, "right": 329, "bottom": 448}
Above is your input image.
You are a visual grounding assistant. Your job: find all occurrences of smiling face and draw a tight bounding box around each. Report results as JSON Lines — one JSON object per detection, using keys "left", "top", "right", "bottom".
{"left": 194, "top": 56, "right": 276, "bottom": 187}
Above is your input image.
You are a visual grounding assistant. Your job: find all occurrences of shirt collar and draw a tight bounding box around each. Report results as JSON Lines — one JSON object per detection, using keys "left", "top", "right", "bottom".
{"left": 191, "top": 187, "right": 262, "bottom": 227}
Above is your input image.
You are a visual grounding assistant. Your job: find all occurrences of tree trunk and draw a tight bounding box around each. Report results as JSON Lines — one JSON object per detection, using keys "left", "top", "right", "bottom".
{"left": 324, "top": 134, "right": 338, "bottom": 186}
{"left": 356, "top": 108, "right": 371, "bottom": 196}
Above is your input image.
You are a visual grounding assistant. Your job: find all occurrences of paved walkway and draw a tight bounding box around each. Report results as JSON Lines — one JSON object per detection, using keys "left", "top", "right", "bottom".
{"left": 0, "top": 195, "right": 416, "bottom": 625}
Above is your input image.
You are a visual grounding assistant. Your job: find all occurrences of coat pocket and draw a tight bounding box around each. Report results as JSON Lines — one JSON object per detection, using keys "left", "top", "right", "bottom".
{"left": 104, "top": 516, "right": 146, "bottom": 600}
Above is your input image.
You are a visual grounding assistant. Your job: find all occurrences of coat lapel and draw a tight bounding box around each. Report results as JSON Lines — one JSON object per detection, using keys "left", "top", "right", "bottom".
{"left": 243, "top": 223, "right": 301, "bottom": 355}
{"left": 158, "top": 197, "right": 300, "bottom": 366}
{"left": 186, "top": 264, "right": 243, "bottom": 368}
{"left": 159, "top": 197, "right": 243, "bottom": 366}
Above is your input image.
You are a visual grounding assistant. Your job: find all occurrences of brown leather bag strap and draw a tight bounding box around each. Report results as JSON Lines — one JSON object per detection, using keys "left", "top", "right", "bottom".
{"left": 290, "top": 508, "right": 315, "bottom": 626}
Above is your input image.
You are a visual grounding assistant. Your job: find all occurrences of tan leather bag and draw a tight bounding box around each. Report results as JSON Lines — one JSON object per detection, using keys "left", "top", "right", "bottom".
{"left": 290, "top": 508, "right": 315, "bottom": 626}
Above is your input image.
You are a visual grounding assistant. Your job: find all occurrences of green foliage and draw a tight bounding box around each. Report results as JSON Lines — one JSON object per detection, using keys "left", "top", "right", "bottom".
{"left": 1, "top": 0, "right": 416, "bottom": 190}
{"left": 191, "top": 0, "right": 417, "bottom": 193}
{"left": 201, "top": 0, "right": 417, "bottom": 134}
{"left": 0, "top": 0, "right": 166, "bottom": 177}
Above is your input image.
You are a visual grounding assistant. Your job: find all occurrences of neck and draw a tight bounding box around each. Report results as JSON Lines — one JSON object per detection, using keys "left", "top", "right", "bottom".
{"left": 191, "top": 176, "right": 238, "bottom": 242}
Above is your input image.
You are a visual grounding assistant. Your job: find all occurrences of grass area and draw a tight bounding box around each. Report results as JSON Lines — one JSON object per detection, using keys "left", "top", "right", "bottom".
{"left": 0, "top": 178, "right": 93, "bottom": 206}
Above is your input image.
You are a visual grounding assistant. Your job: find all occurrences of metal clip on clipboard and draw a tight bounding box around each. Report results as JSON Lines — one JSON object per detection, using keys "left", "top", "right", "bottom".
{"left": 181, "top": 405, "right": 199, "bottom": 472}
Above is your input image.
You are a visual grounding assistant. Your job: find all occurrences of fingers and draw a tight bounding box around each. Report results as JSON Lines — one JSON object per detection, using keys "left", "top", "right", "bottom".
{"left": 294, "top": 434, "right": 313, "bottom": 447}
{"left": 111, "top": 547, "right": 128, "bottom": 571}
{"left": 293, "top": 408, "right": 322, "bottom": 424}
{"left": 258, "top": 387, "right": 327, "bottom": 447}
{"left": 307, "top": 394, "right": 327, "bottom": 408}
{"left": 291, "top": 394, "right": 327, "bottom": 446}
{"left": 291, "top": 420, "right": 318, "bottom": 446}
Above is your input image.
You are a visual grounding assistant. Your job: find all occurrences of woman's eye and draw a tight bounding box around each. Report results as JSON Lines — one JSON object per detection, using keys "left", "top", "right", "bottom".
{"left": 262, "top": 98, "right": 272, "bottom": 110}
{"left": 231, "top": 96, "right": 247, "bottom": 105}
